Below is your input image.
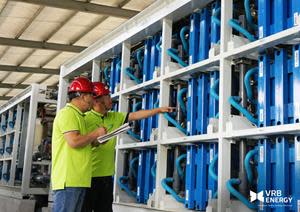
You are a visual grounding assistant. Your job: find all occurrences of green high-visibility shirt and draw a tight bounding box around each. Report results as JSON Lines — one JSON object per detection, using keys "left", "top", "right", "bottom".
{"left": 51, "top": 103, "right": 92, "bottom": 190}
{"left": 84, "top": 110, "right": 127, "bottom": 177}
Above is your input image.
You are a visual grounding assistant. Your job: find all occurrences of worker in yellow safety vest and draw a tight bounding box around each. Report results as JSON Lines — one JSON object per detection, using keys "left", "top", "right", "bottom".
{"left": 51, "top": 77, "right": 107, "bottom": 212}
{"left": 82, "top": 82, "right": 174, "bottom": 212}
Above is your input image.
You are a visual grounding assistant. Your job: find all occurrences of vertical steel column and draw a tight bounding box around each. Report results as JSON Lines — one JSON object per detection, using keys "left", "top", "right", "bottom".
{"left": 218, "top": 0, "right": 233, "bottom": 210}
{"left": 113, "top": 42, "right": 131, "bottom": 200}
{"left": 92, "top": 59, "right": 100, "bottom": 82}
{"left": 21, "top": 86, "right": 39, "bottom": 193}
{"left": 57, "top": 67, "right": 69, "bottom": 111}
{"left": 9, "top": 105, "right": 22, "bottom": 186}
{"left": 120, "top": 42, "right": 132, "bottom": 90}
{"left": 155, "top": 17, "right": 172, "bottom": 208}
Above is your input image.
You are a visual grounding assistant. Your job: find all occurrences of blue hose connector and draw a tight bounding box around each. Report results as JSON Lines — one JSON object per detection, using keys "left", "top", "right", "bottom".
{"left": 226, "top": 178, "right": 258, "bottom": 210}
{"left": 244, "top": 148, "right": 258, "bottom": 185}
{"left": 161, "top": 178, "right": 185, "bottom": 203}
{"left": 228, "top": 19, "right": 256, "bottom": 42}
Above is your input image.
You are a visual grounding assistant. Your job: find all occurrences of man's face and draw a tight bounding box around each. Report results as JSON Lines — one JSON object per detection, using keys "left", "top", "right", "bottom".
{"left": 81, "top": 93, "right": 94, "bottom": 111}
{"left": 95, "top": 95, "right": 112, "bottom": 111}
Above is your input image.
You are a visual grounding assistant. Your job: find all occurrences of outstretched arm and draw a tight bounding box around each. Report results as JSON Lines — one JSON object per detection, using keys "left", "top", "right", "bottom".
{"left": 128, "top": 107, "right": 175, "bottom": 122}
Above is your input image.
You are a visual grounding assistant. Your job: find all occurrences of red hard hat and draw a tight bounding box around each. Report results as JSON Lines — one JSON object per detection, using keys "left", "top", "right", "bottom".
{"left": 68, "top": 77, "right": 93, "bottom": 94}
{"left": 93, "top": 82, "right": 110, "bottom": 98}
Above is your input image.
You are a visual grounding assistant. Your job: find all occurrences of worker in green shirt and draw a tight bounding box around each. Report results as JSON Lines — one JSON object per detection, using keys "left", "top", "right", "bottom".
{"left": 82, "top": 82, "right": 174, "bottom": 212}
{"left": 51, "top": 77, "right": 107, "bottom": 212}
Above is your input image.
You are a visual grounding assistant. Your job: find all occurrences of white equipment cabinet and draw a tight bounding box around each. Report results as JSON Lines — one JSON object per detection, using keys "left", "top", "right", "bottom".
{"left": 56, "top": 0, "right": 300, "bottom": 211}
{"left": 0, "top": 84, "right": 56, "bottom": 203}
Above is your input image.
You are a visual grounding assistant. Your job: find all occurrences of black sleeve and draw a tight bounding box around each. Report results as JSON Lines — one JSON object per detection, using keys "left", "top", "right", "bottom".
{"left": 123, "top": 113, "right": 129, "bottom": 124}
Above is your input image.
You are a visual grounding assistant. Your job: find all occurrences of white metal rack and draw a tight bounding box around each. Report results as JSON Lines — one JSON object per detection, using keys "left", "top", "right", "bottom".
{"left": 57, "top": 0, "right": 300, "bottom": 211}
{"left": 0, "top": 84, "right": 56, "bottom": 198}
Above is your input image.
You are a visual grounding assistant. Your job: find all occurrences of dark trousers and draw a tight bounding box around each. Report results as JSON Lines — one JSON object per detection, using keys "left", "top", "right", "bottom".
{"left": 82, "top": 176, "right": 113, "bottom": 212}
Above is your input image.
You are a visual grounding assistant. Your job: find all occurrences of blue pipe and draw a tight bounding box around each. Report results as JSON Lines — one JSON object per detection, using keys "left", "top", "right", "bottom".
{"left": 213, "top": 191, "right": 218, "bottom": 199}
{"left": 180, "top": 26, "right": 190, "bottom": 54}
{"left": 156, "top": 38, "right": 162, "bottom": 52}
{"left": 3, "top": 173, "right": 9, "bottom": 182}
{"left": 212, "top": 7, "right": 221, "bottom": 26}
{"left": 244, "top": 148, "right": 258, "bottom": 185}
{"left": 228, "top": 96, "right": 257, "bottom": 124}
{"left": 210, "top": 79, "right": 219, "bottom": 118}
{"left": 8, "top": 121, "right": 14, "bottom": 128}
{"left": 163, "top": 113, "right": 187, "bottom": 135}
{"left": 154, "top": 98, "right": 159, "bottom": 109}
{"left": 244, "top": 0, "right": 257, "bottom": 30}
{"left": 209, "top": 153, "right": 218, "bottom": 182}
{"left": 176, "top": 154, "right": 186, "bottom": 179}
{"left": 1, "top": 125, "right": 6, "bottom": 131}
{"left": 125, "top": 67, "right": 142, "bottom": 84}
{"left": 129, "top": 156, "right": 139, "bottom": 178}
{"left": 244, "top": 67, "right": 258, "bottom": 104}
{"left": 136, "top": 49, "right": 143, "bottom": 71}
{"left": 127, "top": 130, "right": 142, "bottom": 141}
{"left": 226, "top": 178, "right": 258, "bottom": 210}
{"left": 133, "top": 102, "right": 142, "bottom": 112}
{"left": 228, "top": 19, "right": 256, "bottom": 42}
{"left": 118, "top": 176, "right": 137, "bottom": 197}
{"left": 5, "top": 147, "right": 12, "bottom": 154}
{"left": 210, "top": 79, "right": 219, "bottom": 101}
{"left": 116, "top": 61, "right": 121, "bottom": 73}
{"left": 104, "top": 65, "right": 109, "bottom": 83}
{"left": 161, "top": 178, "right": 185, "bottom": 203}
{"left": 177, "top": 88, "right": 187, "bottom": 114}
{"left": 151, "top": 162, "right": 156, "bottom": 178}
{"left": 167, "top": 48, "right": 188, "bottom": 67}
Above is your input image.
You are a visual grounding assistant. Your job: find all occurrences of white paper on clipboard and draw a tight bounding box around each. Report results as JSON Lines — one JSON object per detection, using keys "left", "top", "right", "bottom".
{"left": 97, "top": 122, "right": 132, "bottom": 144}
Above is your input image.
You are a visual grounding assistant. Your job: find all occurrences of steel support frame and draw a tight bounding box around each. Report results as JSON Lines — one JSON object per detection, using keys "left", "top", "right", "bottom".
{"left": 54, "top": 0, "right": 300, "bottom": 211}
{"left": 0, "top": 84, "right": 54, "bottom": 197}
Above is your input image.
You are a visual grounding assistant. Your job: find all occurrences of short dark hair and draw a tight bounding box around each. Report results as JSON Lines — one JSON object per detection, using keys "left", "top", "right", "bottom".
{"left": 68, "top": 92, "right": 81, "bottom": 101}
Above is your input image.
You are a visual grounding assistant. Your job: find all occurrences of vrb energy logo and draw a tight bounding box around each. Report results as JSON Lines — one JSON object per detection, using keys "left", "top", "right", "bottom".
{"left": 250, "top": 190, "right": 293, "bottom": 208}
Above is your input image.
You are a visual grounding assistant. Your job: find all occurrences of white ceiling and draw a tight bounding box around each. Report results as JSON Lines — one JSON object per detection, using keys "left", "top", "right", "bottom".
{"left": 0, "top": 0, "right": 156, "bottom": 105}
